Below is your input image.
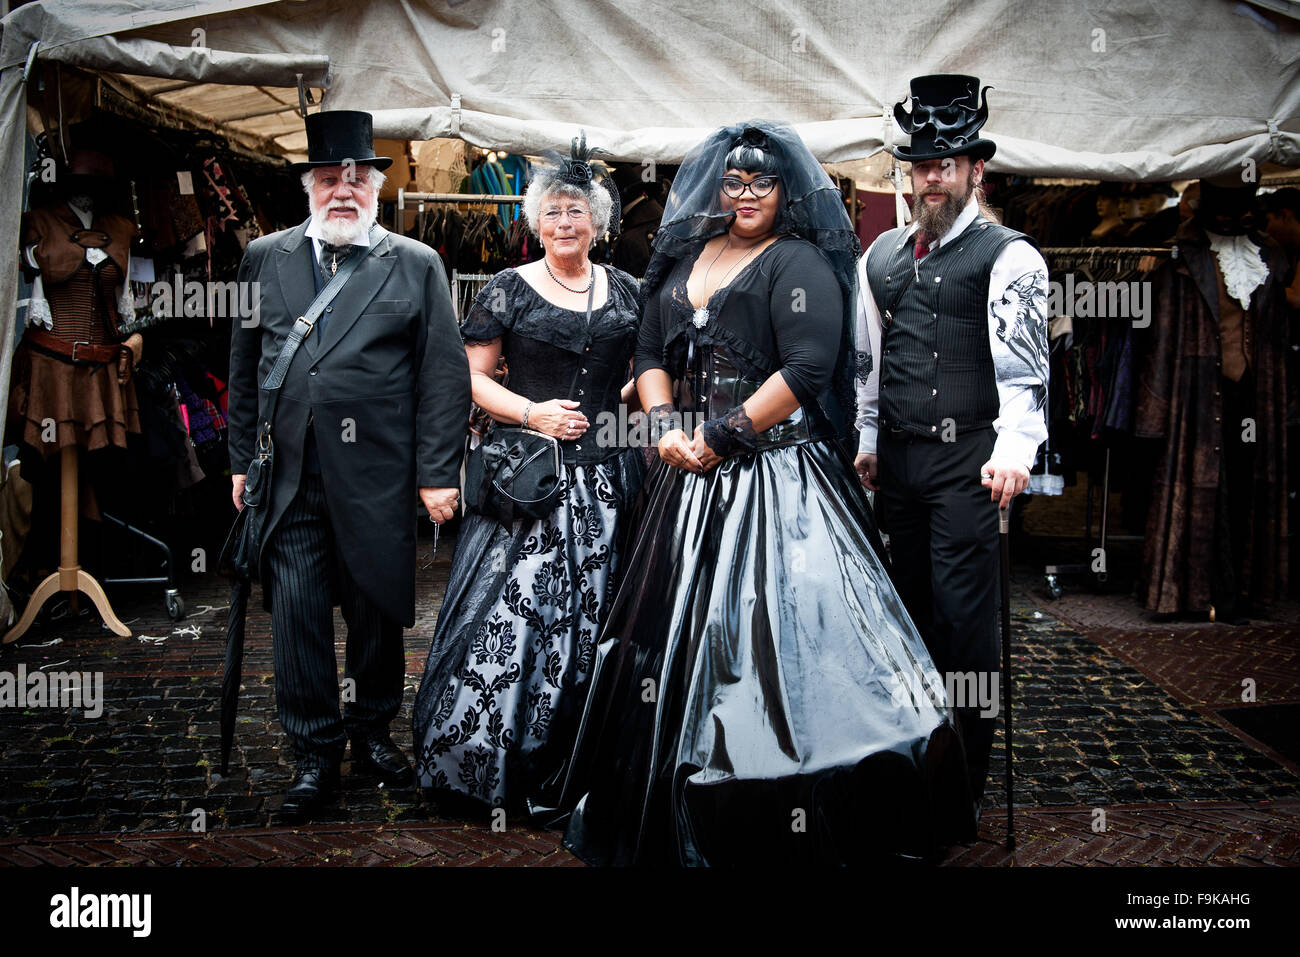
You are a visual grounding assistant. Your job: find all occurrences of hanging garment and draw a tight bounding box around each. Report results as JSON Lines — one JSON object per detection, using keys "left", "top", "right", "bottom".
{"left": 1135, "top": 222, "right": 1289, "bottom": 614}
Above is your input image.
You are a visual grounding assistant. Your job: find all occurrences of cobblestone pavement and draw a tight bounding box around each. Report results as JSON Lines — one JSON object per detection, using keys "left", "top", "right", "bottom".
{"left": 0, "top": 533, "right": 1296, "bottom": 866}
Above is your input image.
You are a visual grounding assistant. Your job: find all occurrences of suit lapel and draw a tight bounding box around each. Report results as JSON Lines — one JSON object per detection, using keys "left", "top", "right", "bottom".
{"left": 311, "top": 228, "right": 397, "bottom": 364}
{"left": 274, "top": 221, "right": 318, "bottom": 351}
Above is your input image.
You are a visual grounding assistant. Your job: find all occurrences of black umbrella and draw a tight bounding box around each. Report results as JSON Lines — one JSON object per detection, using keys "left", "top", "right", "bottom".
{"left": 219, "top": 575, "right": 250, "bottom": 775}
{"left": 999, "top": 505, "right": 1015, "bottom": 850}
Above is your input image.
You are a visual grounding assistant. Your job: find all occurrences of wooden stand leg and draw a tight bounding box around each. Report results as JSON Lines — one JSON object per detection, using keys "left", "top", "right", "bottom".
{"left": 4, "top": 446, "right": 131, "bottom": 643}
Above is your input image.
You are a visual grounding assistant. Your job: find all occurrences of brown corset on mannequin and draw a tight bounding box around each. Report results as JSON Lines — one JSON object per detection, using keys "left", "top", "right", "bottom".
{"left": 8, "top": 234, "right": 140, "bottom": 455}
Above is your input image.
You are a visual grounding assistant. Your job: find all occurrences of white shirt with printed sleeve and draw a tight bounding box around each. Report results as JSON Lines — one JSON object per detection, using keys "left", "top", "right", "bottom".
{"left": 854, "top": 196, "right": 1049, "bottom": 471}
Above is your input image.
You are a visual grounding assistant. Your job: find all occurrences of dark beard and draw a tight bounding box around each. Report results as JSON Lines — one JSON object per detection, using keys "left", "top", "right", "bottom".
{"left": 911, "top": 173, "right": 976, "bottom": 237}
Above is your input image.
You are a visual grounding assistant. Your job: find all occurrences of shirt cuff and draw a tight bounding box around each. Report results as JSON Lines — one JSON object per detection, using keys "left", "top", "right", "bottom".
{"left": 991, "top": 430, "right": 1041, "bottom": 472}
{"left": 857, "top": 420, "right": 878, "bottom": 455}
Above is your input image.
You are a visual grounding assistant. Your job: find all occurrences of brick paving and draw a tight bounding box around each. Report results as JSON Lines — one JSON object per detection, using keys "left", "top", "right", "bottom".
{"left": 1, "top": 522, "right": 1297, "bottom": 865}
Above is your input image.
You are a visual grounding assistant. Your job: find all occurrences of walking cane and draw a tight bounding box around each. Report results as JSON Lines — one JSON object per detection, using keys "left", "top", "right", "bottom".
{"left": 999, "top": 505, "right": 1014, "bottom": 850}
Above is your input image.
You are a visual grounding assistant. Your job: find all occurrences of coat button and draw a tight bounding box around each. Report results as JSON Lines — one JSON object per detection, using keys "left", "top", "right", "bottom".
{"left": 931, "top": 388, "right": 938, "bottom": 396}
{"left": 933, "top": 351, "right": 938, "bottom": 358}
{"left": 886, "top": 275, "right": 891, "bottom": 281}
{"left": 933, "top": 312, "right": 938, "bottom": 319}
{"left": 930, "top": 425, "right": 937, "bottom": 432}
{"left": 325, "top": 305, "right": 333, "bottom": 312}
{"left": 577, "top": 389, "right": 585, "bottom": 396}
{"left": 309, "top": 369, "right": 318, "bottom": 376}
{"left": 581, "top": 368, "right": 587, "bottom": 374}
{"left": 575, "top": 444, "right": 582, "bottom": 451}
{"left": 934, "top": 276, "right": 942, "bottom": 283}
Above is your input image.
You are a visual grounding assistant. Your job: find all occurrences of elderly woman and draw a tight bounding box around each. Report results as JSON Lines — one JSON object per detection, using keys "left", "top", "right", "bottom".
{"left": 411, "top": 139, "right": 642, "bottom": 819}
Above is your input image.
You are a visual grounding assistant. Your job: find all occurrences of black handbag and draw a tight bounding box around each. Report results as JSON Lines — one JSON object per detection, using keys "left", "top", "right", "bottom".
{"left": 465, "top": 426, "right": 564, "bottom": 522}
{"left": 219, "top": 228, "right": 382, "bottom": 580}
{"left": 464, "top": 275, "right": 594, "bottom": 525}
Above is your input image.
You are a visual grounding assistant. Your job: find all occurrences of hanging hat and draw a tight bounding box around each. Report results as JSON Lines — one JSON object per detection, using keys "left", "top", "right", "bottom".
{"left": 291, "top": 110, "right": 393, "bottom": 172}
{"left": 891, "top": 74, "right": 996, "bottom": 163}
{"left": 1196, "top": 174, "right": 1259, "bottom": 236}
{"left": 65, "top": 148, "right": 115, "bottom": 180}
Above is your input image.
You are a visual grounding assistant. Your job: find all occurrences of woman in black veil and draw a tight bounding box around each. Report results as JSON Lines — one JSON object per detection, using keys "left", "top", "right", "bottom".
{"left": 560, "top": 122, "right": 976, "bottom": 865}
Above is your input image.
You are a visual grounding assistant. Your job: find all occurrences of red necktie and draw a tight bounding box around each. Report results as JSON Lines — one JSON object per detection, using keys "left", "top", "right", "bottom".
{"left": 914, "top": 230, "right": 936, "bottom": 260}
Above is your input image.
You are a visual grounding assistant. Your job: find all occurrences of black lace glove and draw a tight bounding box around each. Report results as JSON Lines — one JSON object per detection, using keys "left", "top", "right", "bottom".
{"left": 699, "top": 405, "right": 757, "bottom": 458}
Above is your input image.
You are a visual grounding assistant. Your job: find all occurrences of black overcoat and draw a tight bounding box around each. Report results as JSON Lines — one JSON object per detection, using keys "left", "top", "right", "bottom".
{"left": 228, "top": 220, "right": 470, "bottom": 625}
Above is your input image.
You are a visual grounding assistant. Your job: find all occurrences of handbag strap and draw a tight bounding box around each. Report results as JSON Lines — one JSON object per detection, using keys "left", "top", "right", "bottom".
{"left": 258, "top": 224, "right": 385, "bottom": 431}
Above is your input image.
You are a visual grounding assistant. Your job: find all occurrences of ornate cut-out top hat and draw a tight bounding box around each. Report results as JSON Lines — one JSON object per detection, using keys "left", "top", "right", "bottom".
{"left": 291, "top": 110, "right": 393, "bottom": 172}
{"left": 891, "top": 74, "right": 996, "bottom": 163}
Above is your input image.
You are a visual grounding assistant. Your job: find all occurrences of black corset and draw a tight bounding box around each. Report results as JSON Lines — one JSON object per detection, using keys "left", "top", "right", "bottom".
{"left": 502, "top": 330, "right": 636, "bottom": 463}
{"left": 462, "top": 267, "right": 642, "bottom": 465}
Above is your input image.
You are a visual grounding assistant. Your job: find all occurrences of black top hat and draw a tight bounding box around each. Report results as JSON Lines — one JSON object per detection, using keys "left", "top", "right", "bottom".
{"left": 891, "top": 74, "right": 996, "bottom": 163}
{"left": 291, "top": 110, "right": 393, "bottom": 173}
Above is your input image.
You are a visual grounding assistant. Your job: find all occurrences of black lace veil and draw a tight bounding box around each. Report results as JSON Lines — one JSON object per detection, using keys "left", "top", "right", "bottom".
{"left": 643, "top": 121, "right": 861, "bottom": 434}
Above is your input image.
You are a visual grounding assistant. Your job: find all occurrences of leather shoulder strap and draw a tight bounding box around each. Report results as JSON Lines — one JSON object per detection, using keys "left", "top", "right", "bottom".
{"left": 259, "top": 225, "right": 385, "bottom": 430}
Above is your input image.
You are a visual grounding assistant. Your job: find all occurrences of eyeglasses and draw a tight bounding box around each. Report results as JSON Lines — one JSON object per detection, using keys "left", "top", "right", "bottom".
{"left": 541, "top": 207, "right": 591, "bottom": 223}
{"left": 721, "top": 176, "right": 779, "bottom": 199}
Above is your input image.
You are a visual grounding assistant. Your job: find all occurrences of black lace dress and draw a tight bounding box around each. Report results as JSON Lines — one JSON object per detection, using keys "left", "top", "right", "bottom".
{"left": 411, "top": 267, "right": 644, "bottom": 817}
{"left": 561, "top": 237, "right": 975, "bottom": 865}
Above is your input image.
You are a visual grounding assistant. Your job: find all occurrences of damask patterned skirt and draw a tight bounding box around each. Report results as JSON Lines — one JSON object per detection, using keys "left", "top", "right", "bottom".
{"left": 412, "top": 450, "right": 643, "bottom": 818}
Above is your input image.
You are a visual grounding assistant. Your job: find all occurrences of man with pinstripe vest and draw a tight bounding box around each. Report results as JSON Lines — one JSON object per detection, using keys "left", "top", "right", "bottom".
{"left": 854, "top": 76, "right": 1049, "bottom": 810}
{"left": 229, "top": 111, "right": 469, "bottom": 816}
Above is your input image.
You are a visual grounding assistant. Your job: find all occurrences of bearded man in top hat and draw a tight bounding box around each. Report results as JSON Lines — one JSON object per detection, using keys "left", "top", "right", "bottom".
{"left": 228, "top": 110, "right": 469, "bottom": 814}
{"left": 853, "top": 75, "right": 1049, "bottom": 807}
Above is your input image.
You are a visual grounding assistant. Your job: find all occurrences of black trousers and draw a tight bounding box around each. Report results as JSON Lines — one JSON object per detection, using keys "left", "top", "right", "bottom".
{"left": 877, "top": 426, "right": 1000, "bottom": 800}
{"left": 265, "top": 471, "right": 405, "bottom": 766}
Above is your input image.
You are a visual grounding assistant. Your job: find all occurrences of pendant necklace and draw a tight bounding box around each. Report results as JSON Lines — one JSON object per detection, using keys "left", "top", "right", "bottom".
{"left": 692, "top": 238, "right": 732, "bottom": 329}
{"left": 693, "top": 236, "right": 767, "bottom": 329}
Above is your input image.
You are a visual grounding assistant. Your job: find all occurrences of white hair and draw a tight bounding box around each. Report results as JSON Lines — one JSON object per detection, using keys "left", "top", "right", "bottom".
{"left": 301, "top": 164, "right": 385, "bottom": 244}
{"left": 299, "top": 164, "right": 387, "bottom": 196}
{"left": 522, "top": 171, "right": 613, "bottom": 241}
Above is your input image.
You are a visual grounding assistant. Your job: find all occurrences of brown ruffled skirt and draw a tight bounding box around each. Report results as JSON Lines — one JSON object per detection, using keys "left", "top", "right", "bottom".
{"left": 7, "top": 341, "right": 140, "bottom": 455}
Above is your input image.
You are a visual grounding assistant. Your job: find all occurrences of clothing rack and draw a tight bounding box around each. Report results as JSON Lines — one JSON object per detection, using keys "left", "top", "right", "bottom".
{"left": 1039, "top": 246, "right": 1176, "bottom": 255}
{"left": 396, "top": 189, "right": 523, "bottom": 219}
{"left": 450, "top": 270, "right": 494, "bottom": 322}
{"left": 394, "top": 190, "right": 526, "bottom": 261}
{"left": 1035, "top": 246, "right": 1173, "bottom": 598}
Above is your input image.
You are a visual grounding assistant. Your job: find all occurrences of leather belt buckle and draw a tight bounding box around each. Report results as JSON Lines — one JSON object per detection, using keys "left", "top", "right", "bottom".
{"left": 70, "top": 341, "right": 93, "bottom": 364}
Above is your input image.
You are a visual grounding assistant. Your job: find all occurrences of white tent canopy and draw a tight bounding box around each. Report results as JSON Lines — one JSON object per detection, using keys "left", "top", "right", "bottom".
{"left": 1, "top": 0, "right": 1298, "bottom": 419}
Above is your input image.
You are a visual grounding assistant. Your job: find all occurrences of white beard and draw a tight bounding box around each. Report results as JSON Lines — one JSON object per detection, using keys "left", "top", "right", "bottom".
{"left": 310, "top": 199, "right": 377, "bottom": 246}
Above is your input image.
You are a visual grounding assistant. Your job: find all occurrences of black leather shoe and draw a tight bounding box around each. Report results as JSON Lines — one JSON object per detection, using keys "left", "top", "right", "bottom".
{"left": 350, "top": 731, "right": 414, "bottom": 787}
{"left": 281, "top": 763, "right": 340, "bottom": 817}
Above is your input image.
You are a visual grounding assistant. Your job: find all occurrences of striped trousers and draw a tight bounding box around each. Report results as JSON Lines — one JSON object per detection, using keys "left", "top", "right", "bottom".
{"left": 265, "top": 471, "right": 405, "bottom": 765}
